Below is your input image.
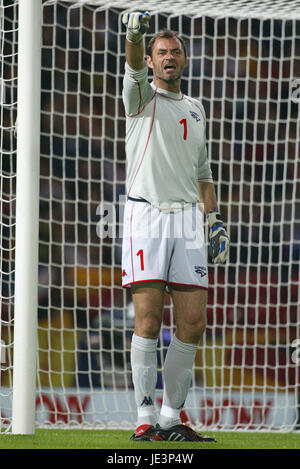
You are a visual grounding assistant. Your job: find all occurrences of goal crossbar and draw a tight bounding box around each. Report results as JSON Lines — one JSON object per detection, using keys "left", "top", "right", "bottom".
{"left": 45, "top": 0, "right": 300, "bottom": 20}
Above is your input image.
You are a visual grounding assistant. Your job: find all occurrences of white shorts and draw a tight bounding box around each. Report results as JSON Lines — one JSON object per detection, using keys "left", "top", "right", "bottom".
{"left": 121, "top": 199, "right": 208, "bottom": 290}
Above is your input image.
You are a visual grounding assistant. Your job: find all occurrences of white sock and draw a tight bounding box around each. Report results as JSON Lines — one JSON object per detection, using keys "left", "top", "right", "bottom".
{"left": 158, "top": 335, "right": 198, "bottom": 429}
{"left": 131, "top": 333, "right": 158, "bottom": 427}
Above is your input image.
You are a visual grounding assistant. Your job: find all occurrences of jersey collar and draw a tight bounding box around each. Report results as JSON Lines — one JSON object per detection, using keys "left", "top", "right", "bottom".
{"left": 150, "top": 81, "right": 183, "bottom": 100}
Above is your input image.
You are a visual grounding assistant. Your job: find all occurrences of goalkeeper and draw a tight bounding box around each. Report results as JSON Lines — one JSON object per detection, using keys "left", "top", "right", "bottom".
{"left": 121, "top": 11, "right": 229, "bottom": 442}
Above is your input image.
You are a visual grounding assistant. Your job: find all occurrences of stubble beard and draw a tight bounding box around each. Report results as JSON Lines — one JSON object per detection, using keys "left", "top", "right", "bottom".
{"left": 154, "top": 64, "right": 184, "bottom": 84}
{"left": 158, "top": 73, "right": 181, "bottom": 84}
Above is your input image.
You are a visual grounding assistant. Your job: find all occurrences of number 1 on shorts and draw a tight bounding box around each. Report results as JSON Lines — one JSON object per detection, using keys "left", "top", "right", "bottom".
{"left": 137, "top": 249, "right": 144, "bottom": 270}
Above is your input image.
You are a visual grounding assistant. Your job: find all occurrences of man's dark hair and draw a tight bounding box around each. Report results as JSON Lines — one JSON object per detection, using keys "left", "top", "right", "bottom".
{"left": 146, "top": 29, "right": 187, "bottom": 58}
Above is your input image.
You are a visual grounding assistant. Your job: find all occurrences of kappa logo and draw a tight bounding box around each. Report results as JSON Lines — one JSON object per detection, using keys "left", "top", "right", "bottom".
{"left": 194, "top": 266, "right": 207, "bottom": 277}
{"left": 189, "top": 110, "right": 201, "bottom": 122}
{"left": 141, "top": 396, "right": 153, "bottom": 407}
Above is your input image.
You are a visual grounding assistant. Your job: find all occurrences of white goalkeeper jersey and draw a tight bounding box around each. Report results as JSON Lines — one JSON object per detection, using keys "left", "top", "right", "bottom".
{"left": 122, "top": 62, "right": 213, "bottom": 209}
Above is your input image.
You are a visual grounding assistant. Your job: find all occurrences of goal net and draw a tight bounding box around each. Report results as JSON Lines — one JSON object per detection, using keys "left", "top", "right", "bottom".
{"left": 1, "top": 0, "right": 300, "bottom": 432}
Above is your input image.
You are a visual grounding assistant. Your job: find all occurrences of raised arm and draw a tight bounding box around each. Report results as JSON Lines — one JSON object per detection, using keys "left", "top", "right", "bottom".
{"left": 122, "top": 12, "right": 153, "bottom": 116}
{"left": 125, "top": 40, "right": 145, "bottom": 70}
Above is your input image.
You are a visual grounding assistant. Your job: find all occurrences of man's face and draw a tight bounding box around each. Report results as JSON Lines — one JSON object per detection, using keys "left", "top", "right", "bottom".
{"left": 147, "top": 37, "right": 188, "bottom": 85}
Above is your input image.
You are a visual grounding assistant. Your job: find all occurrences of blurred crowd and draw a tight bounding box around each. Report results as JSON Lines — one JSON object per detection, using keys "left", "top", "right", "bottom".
{"left": 0, "top": 3, "right": 299, "bottom": 391}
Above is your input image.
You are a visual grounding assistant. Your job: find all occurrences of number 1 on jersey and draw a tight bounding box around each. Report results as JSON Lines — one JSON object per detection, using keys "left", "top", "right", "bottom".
{"left": 137, "top": 249, "right": 144, "bottom": 271}
{"left": 180, "top": 118, "right": 187, "bottom": 140}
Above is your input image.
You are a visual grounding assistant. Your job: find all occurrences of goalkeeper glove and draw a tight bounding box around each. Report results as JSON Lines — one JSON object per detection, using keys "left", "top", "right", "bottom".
{"left": 206, "top": 209, "right": 229, "bottom": 264}
{"left": 122, "top": 11, "right": 151, "bottom": 44}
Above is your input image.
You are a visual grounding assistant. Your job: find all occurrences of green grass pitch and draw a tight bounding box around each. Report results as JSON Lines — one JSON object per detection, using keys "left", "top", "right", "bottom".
{"left": 0, "top": 429, "right": 299, "bottom": 449}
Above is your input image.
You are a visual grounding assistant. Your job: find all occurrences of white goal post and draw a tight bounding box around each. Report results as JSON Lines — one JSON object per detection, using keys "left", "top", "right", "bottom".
{"left": 0, "top": 0, "right": 299, "bottom": 434}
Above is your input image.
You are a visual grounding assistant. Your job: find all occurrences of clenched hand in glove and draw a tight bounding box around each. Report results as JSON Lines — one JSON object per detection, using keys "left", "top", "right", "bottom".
{"left": 122, "top": 11, "right": 151, "bottom": 43}
{"left": 206, "top": 209, "right": 229, "bottom": 264}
